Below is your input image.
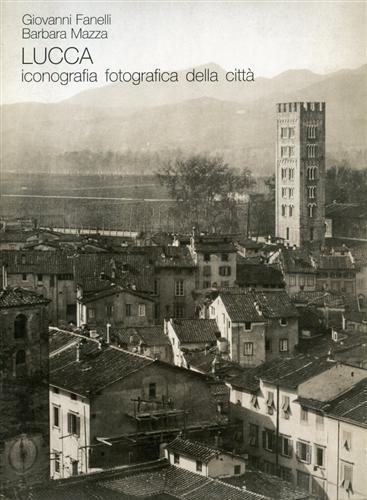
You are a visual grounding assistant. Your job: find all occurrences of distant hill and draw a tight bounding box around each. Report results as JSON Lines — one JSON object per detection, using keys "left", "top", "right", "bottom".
{"left": 2, "top": 64, "right": 366, "bottom": 175}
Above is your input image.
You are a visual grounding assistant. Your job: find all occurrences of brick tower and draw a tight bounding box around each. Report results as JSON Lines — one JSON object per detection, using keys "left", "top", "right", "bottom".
{"left": 275, "top": 102, "right": 326, "bottom": 247}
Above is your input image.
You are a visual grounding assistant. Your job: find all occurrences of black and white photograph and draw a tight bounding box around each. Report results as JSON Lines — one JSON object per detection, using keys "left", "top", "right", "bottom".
{"left": 1, "top": 1, "right": 366, "bottom": 498}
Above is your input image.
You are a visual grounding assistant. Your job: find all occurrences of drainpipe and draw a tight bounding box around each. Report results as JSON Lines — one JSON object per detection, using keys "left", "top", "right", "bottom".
{"left": 336, "top": 420, "right": 340, "bottom": 500}
{"left": 275, "top": 382, "right": 280, "bottom": 475}
{"left": 84, "top": 405, "right": 88, "bottom": 474}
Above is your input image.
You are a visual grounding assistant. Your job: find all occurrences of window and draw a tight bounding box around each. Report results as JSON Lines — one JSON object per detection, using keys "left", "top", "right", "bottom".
{"left": 281, "top": 395, "right": 291, "bottom": 418}
{"left": 154, "top": 279, "right": 159, "bottom": 295}
{"left": 15, "top": 349, "right": 26, "bottom": 376}
{"left": 234, "top": 465, "right": 241, "bottom": 475}
{"left": 196, "top": 460, "right": 202, "bottom": 472}
{"left": 203, "top": 280, "right": 211, "bottom": 289}
{"left": 280, "top": 318, "right": 288, "bottom": 326}
{"left": 289, "top": 205, "right": 293, "bottom": 217}
{"left": 219, "top": 266, "right": 231, "bottom": 276}
{"left": 289, "top": 146, "right": 295, "bottom": 157}
{"left": 54, "top": 452, "right": 61, "bottom": 474}
{"left": 281, "top": 168, "right": 287, "bottom": 180}
{"left": 308, "top": 186, "right": 316, "bottom": 199}
{"left": 280, "top": 435, "right": 293, "bottom": 458}
{"left": 281, "top": 146, "right": 288, "bottom": 157}
{"left": 300, "top": 407, "right": 308, "bottom": 423}
{"left": 280, "top": 466, "right": 292, "bottom": 483}
{"left": 315, "top": 445, "right": 324, "bottom": 467}
{"left": 203, "top": 253, "right": 210, "bottom": 262}
{"left": 297, "top": 470, "right": 310, "bottom": 492}
{"left": 342, "top": 430, "right": 352, "bottom": 451}
{"left": 173, "top": 303, "right": 185, "bottom": 318}
{"left": 265, "top": 339, "right": 271, "bottom": 352}
{"left": 263, "top": 429, "right": 275, "bottom": 452}
{"left": 53, "top": 406, "right": 60, "bottom": 427}
{"left": 203, "top": 265, "right": 211, "bottom": 277}
{"left": 67, "top": 413, "right": 80, "bottom": 436}
{"left": 21, "top": 254, "right": 26, "bottom": 264}
{"left": 244, "top": 322, "right": 252, "bottom": 331}
{"left": 281, "top": 127, "right": 288, "bottom": 138}
{"left": 149, "top": 382, "right": 156, "bottom": 399}
{"left": 307, "top": 276, "right": 314, "bottom": 286}
{"left": 251, "top": 393, "right": 259, "bottom": 410}
{"left": 175, "top": 280, "right": 184, "bottom": 296}
{"left": 174, "top": 453, "right": 180, "bottom": 464}
{"left": 266, "top": 391, "right": 275, "bottom": 415}
{"left": 307, "top": 145, "right": 317, "bottom": 158}
{"left": 341, "top": 463, "right": 353, "bottom": 493}
{"left": 307, "top": 125, "right": 317, "bottom": 139}
{"left": 138, "top": 304, "right": 146, "bottom": 317}
{"left": 312, "top": 478, "right": 326, "bottom": 499}
{"left": 106, "top": 304, "right": 113, "bottom": 318}
{"left": 14, "top": 314, "right": 27, "bottom": 339}
{"left": 308, "top": 203, "right": 316, "bottom": 217}
{"left": 221, "top": 281, "right": 229, "bottom": 287}
{"left": 307, "top": 166, "right": 317, "bottom": 180}
{"left": 289, "top": 168, "right": 294, "bottom": 181}
{"left": 281, "top": 205, "right": 286, "bottom": 216}
{"left": 286, "top": 227, "right": 290, "bottom": 240}
{"left": 282, "top": 187, "right": 287, "bottom": 198}
{"left": 37, "top": 274, "right": 43, "bottom": 284}
{"left": 316, "top": 412, "right": 324, "bottom": 428}
{"left": 289, "top": 275, "right": 296, "bottom": 285}
{"left": 243, "top": 342, "right": 253, "bottom": 356}
{"left": 22, "top": 273, "right": 27, "bottom": 281}
{"left": 221, "top": 253, "right": 229, "bottom": 262}
{"left": 88, "top": 308, "right": 95, "bottom": 319}
{"left": 310, "top": 228, "right": 314, "bottom": 241}
{"left": 70, "top": 393, "right": 77, "bottom": 401}
{"left": 297, "top": 441, "right": 311, "bottom": 463}
{"left": 263, "top": 460, "right": 276, "bottom": 475}
{"left": 125, "top": 304, "right": 132, "bottom": 316}
{"left": 279, "top": 339, "right": 288, "bottom": 352}
{"left": 288, "top": 127, "right": 295, "bottom": 138}
{"left": 249, "top": 423, "right": 259, "bottom": 447}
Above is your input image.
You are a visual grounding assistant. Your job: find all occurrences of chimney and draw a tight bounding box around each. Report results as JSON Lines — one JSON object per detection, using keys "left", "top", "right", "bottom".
{"left": 106, "top": 323, "right": 111, "bottom": 344}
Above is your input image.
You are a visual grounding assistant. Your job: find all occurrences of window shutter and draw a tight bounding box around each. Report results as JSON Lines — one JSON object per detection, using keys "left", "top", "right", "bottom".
{"left": 67, "top": 413, "right": 72, "bottom": 434}
{"left": 262, "top": 430, "right": 266, "bottom": 449}
{"left": 296, "top": 441, "right": 301, "bottom": 459}
{"left": 288, "top": 440, "right": 293, "bottom": 458}
{"left": 76, "top": 416, "right": 80, "bottom": 437}
{"left": 306, "top": 444, "right": 311, "bottom": 463}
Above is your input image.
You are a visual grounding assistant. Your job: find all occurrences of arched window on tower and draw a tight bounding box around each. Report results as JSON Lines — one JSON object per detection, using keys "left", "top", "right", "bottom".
{"left": 282, "top": 205, "right": 286, "bottom": 217}
{"left": 14, "top": 314, "right": 27, "bottom": 339}
{"left": 15, "top": 349, "right": 27, "bottom": 377}
{"left": 289, "top": 205, "right": 294, "bottom": 217}
{"left": 308, "top": 203, "right": 316, "bottom": 218}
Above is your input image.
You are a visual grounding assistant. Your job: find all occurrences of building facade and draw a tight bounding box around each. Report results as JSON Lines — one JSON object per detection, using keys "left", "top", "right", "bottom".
{"left": 275, "top": 102, "right": 326, "bottom": 247}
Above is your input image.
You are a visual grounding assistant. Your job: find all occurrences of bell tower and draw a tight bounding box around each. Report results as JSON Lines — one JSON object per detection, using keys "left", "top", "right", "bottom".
{"left": 0, "top": 288, "right": 50, "bottom": 493}
{"left": 275, "top": 102, "right": 326, "bottom": 247}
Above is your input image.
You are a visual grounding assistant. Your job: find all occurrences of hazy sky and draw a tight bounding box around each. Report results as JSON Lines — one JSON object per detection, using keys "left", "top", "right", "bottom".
{"left": 2, "top": 1, "right": 366, "bottom": 104}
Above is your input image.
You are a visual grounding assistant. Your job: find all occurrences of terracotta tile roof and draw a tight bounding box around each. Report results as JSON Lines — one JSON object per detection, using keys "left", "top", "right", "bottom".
{"left": 317, "top": 255, "right": 355, "bottom": 270}
{"left": 0, "top": 250, "right": 73, "bottom": 274}
{"left": 292, "top": 290, "right": 357, "bottom": 309}
{"left": 280, "top": 248, "right": 316, "bottom": 274}
{"left": 236, "top": 258, "right": 284, "bottom": 287}
{"left": 171, "top": 319, "right": 219, "bottom": 344}
{"left": 103, "top": 464, "right": 268, "bottom": 500}
{"left": 166, "top": 437, "right": 245, "bottom": 464}
{"left": 114, "top": 326, "right": 171, "bottom": 346}
{"left": 79, "top": 284, "right": 155, "bottom": 304}
{"left": 229, "top": 355, "right": 335, "bottom": 392}
{"left": 220, "top": 290, "right": 298, "bottom": 322}
{"left": 0, "top": 287, "right": 50, "bottom": 309}
{"left": 223, "top": 470, "right": 311, "bottom": 500}
{"left": 325, "top": 378, "right": 367, "bottom": 426}
{"left": 50, "top": 332, "right": 154, "bottom": 395}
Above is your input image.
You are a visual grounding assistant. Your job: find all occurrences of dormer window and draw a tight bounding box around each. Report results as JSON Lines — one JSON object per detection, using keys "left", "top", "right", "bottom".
{"left": 280, "top": 318, "right": 288, "bottom": 326}
{"left": 244, "top": 322, "right": 252, "bottom": 331}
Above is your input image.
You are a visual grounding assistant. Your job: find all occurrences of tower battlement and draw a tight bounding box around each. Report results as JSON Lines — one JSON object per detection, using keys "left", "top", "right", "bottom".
{"left": 277, "top": 102, "right": 325, "bottom": 113}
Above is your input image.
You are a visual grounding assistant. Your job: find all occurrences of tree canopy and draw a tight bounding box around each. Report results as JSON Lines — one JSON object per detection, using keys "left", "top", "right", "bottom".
{"left": 157, "top": 155, "right": 255, "bottom": 232}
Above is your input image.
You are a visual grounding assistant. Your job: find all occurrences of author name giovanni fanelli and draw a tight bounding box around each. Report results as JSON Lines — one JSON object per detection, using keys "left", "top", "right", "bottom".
{"left": 22, "top": 13, "right": 112, "bottom": 26}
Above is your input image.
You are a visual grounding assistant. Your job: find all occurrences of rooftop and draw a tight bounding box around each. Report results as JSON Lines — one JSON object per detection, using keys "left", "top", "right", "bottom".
{"left": 219, "top": 289, "right": 298, "bottom": 323}
{"left": 170, "top": 319, "right": 220, "bottom": 344}
{"left": 280, "top": 248, "right": 316, "bottom": 274}
{"left": 325, "top": 203, "right": 367, "bottom": 219}
{"left": 50, "top": 331, "right": 154, "bottom": 396}
{"left": 0, "top": 287, "right": 50, "bottom": 309}
{"left": 229, "top": 355, "right": 335, "bottom": 392}
{"left": 325, "top": 377, "right": 367, "bottom": 426}
{"left": 114, "top": 326, "right": 171, "bottom": 347}
{"left": 166, "top": 436, "right": 241, "bottom": 463}
{"left": 236, "top": 258, "right": 284, "bottom": 287}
